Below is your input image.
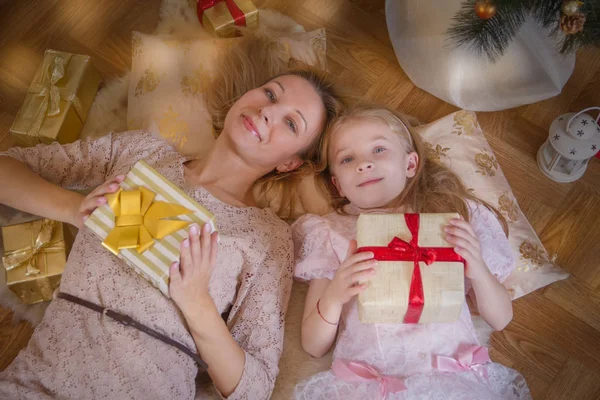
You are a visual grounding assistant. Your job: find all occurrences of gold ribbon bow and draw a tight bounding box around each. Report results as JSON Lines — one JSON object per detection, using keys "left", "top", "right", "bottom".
{"left": 25, "top": 53, "right": 86, "bottom": 140}
{"left": 2, "top": 219, "right": 65, "bottom": 276}
{"left": 102, "top": 187, "right": 193, "bottom": 255}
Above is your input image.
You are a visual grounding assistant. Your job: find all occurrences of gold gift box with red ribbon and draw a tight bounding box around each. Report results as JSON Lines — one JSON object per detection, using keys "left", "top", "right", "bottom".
{"left": 196, "top": 0, "right": 259, "bottom": 38}
{"left": 84, "top": 160, "right": 216, "bottom": 297}
{"left": 356, "top": 213, "right": 465, "bottom": 324}
{"left": 2, "top": 219, "right": 73, "bottom": 305}
{"left": 10, "top": 49, "right": 101, "bottom": 147}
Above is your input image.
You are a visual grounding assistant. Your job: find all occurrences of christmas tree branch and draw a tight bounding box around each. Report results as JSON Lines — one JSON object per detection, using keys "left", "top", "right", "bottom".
{"left": 447, "top": 0, "right": 529, "bottom": 61}
{"left": 448, "top": 0, "right": 600, "bottom": 61}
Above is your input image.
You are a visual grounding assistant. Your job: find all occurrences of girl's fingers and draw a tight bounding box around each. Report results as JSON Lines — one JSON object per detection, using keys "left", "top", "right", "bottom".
{"left": 445, "top": 234, "right": 479, "bottom": 256}
{"left": 345, "top": 239, "right": 358, "bottom": 259}
{"left": 444, "top": 226, "right": 480, "bottom": 250}
{"left": 345, "top": 259, "right": 378, "bottom": 275}
{"left": 349, "top": 268, "right": 376, "bottom": 285}
{"left": 348, "top": 283, "right": 369, "bottom": 297}
{"left": 179, "top": 236, "right": 192, "bottom": 278}
{"left": 343, "top": 251, "right": 375, "bottom": 269}
{"left": 449, "top": 218, "right": 476, "bottom": 237}
{"left": 453, "top": 246, "right": 476, "bottom": 265}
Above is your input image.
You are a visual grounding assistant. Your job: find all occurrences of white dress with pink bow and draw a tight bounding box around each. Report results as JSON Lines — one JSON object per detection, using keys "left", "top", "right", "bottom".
{"left": 291, "top": 203, "right": 532, "bottom": 400}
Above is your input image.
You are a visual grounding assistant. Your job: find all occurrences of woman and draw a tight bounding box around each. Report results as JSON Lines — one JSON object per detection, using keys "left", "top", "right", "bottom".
{"left": 0, "top": 61, "right": 342, "bottom": 398}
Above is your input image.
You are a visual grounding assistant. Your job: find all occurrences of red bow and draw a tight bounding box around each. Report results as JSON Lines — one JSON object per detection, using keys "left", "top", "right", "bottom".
{"left": 197, "top": 0, "right": 247, "bottom": 28}
{"left": 357, "top": 214, "right": 464, "bottom": 323}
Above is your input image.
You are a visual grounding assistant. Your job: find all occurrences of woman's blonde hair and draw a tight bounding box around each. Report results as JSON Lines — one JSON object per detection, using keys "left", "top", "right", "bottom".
{"left": 205, "top": 33, "right": 344, "bottom": 216}
{"left": 317, "top": 104, "right": 508, "bottom": 234}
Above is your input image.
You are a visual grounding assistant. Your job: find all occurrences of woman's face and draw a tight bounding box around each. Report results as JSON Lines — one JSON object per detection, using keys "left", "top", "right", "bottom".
{"left": 222, "top": 74, "right": 327, "bottom": 173}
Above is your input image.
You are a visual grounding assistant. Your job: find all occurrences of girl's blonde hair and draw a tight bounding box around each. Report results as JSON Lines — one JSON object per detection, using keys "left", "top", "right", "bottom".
{"left": 317, "top": 104, "right": 508, "bottom": 234}
{"left": 205, "top": 33, "right": 344, "bottom": 216}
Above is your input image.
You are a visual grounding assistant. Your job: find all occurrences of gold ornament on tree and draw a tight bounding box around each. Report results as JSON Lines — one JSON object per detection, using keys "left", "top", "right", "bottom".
{"left": 561, "top": 1, "right": 583, "bottom": 17}
{"left": 560, "top": 12, "right": 586, "bottom": 34}
{"left": 474, "top": 0, "right": 497, "bottom": 20}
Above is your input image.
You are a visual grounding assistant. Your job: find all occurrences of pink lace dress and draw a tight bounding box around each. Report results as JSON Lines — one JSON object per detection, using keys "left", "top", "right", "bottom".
{"left": 291, "top": 203, "right": 531, "bottom": 400}
{"left": 0, "top": 131, "right": 293, "bottom": 400}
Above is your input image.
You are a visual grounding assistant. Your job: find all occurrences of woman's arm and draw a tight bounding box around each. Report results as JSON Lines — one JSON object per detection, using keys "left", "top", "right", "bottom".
{"left": 0, "top": 156, "right": 83, "bottom": 226}
{"left": 0, "top": 133, "right": 133, "bottom": 226}
{"left": 170, "top": 222, "right": 294, "bottom": 399}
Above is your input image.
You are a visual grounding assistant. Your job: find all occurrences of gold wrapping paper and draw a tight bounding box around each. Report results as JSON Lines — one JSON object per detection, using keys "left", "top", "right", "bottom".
{"left": 84, "top": 160, "right": 216, "bottom": 297}
{"left": 199, "top": 0, "right": 259, "bottom": 38}
{"left": 102, "top": 187, "right": 193, "bottom": 255}
{"left": 10, "top": 49, "right": 101, "bottom": 147}
{"left": 356, "top": 213, "right": 465, "bottom": 324}
{"left": 2, "top": 219, "right": 73, "bottom": 305}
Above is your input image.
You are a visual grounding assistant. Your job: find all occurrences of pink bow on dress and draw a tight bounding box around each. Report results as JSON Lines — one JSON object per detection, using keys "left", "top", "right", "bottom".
{"left": 434, "top": 345, "right": 491, "bottom": 378}
{"left": 332, "top": 359, "right": 407, "bottom": 399}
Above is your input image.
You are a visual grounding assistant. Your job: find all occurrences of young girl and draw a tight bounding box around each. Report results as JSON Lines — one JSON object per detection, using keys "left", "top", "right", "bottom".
{"left": 292, "top": 105, "right": 532, "bottom": 399}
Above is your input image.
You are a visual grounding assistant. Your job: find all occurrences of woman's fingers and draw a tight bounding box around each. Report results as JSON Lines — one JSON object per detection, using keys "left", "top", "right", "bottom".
{"left": 200, "top": 223, "right": 211, "bottom": 264}
{"left": 209, "top": 231, "right": 219, "bottom": 268}
{"left": 79, "top": 175, "right": 125, "bottom": 218}
{"left": 179, "top": 236, "right": 192, "bottom": 278}
{"left": 169, "top": 261, "right": 181, "bottom": 286}
{"left": 188, "top": 224, "right": 202, "bottom": 273}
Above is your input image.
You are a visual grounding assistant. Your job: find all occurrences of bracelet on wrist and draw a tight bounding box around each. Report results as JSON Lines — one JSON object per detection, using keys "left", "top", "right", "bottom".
{"left": 316, "top": 298, "right": 338, "bottom": 326}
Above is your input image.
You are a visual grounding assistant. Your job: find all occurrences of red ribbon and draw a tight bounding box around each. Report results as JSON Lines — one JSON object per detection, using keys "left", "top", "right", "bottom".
{"left": 197, "top": 0, "right": 247, "bottom": 29}
{"left": 357, "top": 214, "right": 465, "bottom": 324}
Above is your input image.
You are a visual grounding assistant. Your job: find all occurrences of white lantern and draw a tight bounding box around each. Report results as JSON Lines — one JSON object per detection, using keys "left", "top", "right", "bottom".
{"left": 537, "top": 107, "right": 600, "bottom": 182}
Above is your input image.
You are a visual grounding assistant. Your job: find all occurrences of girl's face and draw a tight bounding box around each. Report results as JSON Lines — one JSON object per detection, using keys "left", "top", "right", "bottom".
{"left": 222, "top": 74, "right": 326, "bottom": 173}
{"left": 328, "top": 117, "right": 419, "bottom": 209}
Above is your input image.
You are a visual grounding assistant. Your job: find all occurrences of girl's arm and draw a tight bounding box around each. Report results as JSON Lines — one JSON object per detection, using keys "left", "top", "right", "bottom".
{"left": 445, "top": 218, "right": 513, "bottom": 331}
{"left": 300, "top": 240, "right": 376, "bottom": 358}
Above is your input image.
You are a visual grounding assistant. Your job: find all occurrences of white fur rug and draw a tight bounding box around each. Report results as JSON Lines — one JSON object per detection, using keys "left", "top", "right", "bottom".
{"left": 1, "top": 1, "right": 494, "bottom": 396}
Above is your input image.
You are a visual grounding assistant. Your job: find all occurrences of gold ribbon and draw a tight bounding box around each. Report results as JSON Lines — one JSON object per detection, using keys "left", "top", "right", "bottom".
{"left": 2, "top": 219, "right": 66, "bottom": 276}
{"left": 25, "top": 53, "right": 86, "bottom": 140}
{"left": 102, "top": 187, "right": 193, "bottom": 255}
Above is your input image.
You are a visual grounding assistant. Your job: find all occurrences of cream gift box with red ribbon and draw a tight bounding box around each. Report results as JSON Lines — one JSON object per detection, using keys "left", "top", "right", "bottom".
{"left": 356, "top": 213, "right": 465, "bottom": 324}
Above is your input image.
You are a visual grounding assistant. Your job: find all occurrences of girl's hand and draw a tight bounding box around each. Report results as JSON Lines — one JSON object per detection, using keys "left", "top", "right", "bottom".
{"left": 74, "top": 175, "right": 125, "bottom": 228}
{"left": 169, "top": 223, "right": 219, "bottom": 319}
{"left": 444, "top": 218, "right": 490, "bottom": 281}
{"left": 322, "top": 240, "right": 377, "bottom": 307}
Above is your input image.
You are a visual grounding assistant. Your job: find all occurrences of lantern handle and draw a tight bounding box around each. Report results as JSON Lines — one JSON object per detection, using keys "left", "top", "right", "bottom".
{"left": 567, "top": 107, "right": 600, "bottom": 132}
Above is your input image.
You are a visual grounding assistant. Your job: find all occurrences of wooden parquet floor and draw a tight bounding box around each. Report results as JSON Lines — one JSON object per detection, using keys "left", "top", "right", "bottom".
{"left": 1, "top": 1, "right": 599, "bottom": 398}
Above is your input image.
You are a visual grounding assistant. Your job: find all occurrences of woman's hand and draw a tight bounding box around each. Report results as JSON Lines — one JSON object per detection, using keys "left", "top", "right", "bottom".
{"left": 444, "top": 218, "right": 491, "bottom": 281}
{"left": 169, "top": 223, "right": 219, "bottom": 319}
{"left": 72, "top": 175, "right": 125, "bottom": 228}
{"left": 321, "top": 240, "right": 377, "bottom": 308}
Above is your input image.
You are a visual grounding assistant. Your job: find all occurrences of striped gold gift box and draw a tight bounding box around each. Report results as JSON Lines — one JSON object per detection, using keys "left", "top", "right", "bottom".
{"left": 84, "top": 160, "right": 216, "bottom": 297}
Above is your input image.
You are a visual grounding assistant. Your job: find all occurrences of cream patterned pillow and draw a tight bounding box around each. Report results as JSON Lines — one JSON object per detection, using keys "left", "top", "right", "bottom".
{"left": 128, "top": 29, "right": 327, "bottom": 157}
{"left": 268, "top": 110, "right": 568, "bottom": 300}
{"left": 415, "top": 110, "right": 568, "bottom": 299}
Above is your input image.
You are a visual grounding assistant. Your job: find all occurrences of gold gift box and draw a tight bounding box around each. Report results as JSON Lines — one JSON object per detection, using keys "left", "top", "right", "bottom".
{"left": 84, "top": 160, "right": 216, "bottom": 297}
{"left": 198, "top": 0, "right": 259, "bottom": 38}
{"left": 357, "top": 213, "right": 465, "bottom": 324}
{"left": 10, "top": 49, "right": 101, "bottom": 147}
{"left": 2, "top": 219, "right": 73, "bottom": 305}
